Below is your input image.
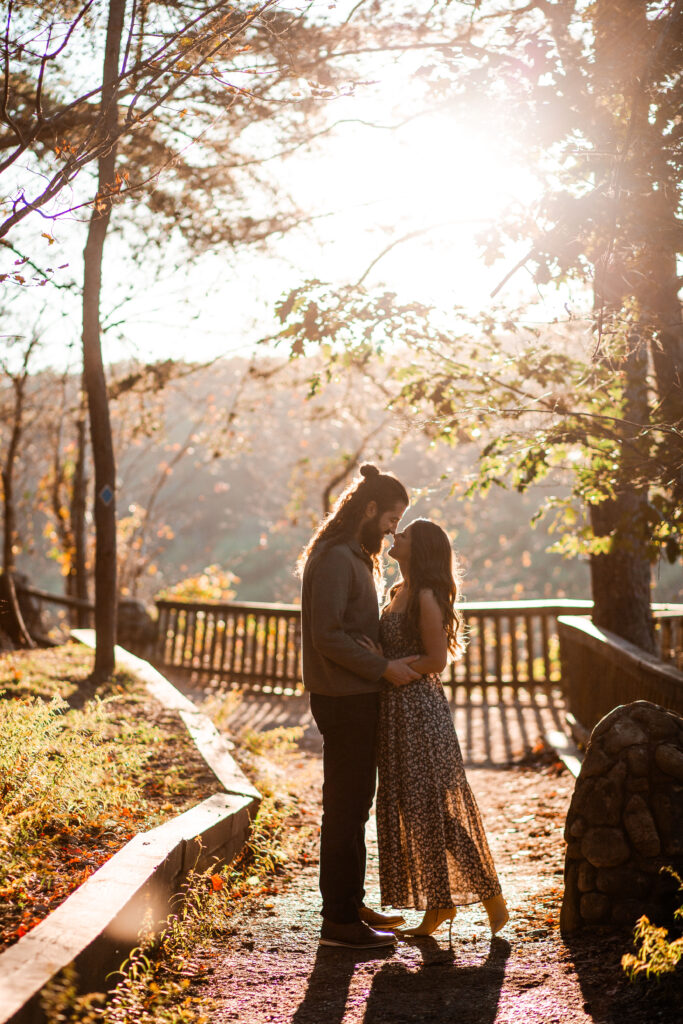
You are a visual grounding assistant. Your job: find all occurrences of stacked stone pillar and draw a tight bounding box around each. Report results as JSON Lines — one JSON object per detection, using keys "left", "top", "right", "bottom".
{"left": 561, "top": 701, "right": 683, "bottom": 931}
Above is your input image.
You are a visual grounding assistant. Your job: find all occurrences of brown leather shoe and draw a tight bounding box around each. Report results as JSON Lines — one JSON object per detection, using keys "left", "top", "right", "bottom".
{"left": 319, "top": 919, "right": 397, "bottom": 948}
{"left": 359, "top": 905, "right": 406, "bottom": 929}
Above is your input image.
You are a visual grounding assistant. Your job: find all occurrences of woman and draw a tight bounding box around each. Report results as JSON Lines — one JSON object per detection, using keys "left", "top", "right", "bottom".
{"left": 360, "top": 518, "right": 508, "bottom": 939}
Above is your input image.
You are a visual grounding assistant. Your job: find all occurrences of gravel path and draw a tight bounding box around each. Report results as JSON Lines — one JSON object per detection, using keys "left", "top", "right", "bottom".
{"left": 172, "top": 682, "right": 680, "bottom": 1024}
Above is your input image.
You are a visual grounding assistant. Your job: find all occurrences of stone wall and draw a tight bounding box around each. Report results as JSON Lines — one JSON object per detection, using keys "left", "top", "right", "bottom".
{"left": 561, "top": 700, "right": 683, "bottom": 931}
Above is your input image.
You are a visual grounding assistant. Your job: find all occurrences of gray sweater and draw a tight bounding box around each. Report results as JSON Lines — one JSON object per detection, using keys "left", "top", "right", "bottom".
{"left": 301, "top": 539, "right": 389, "bottom": 695}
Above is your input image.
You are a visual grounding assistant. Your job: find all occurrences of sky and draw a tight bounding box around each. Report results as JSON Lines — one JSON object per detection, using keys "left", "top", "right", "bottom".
{"left": 102, "top": 97, "right": 581, "bottom": 368}
{"left": 2, "top": 4, "right": 589, "bottom": 373}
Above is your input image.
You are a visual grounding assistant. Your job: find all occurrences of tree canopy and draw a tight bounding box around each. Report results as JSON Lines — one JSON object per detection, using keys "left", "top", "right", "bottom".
{"left": 268, "top": 0, "right": 683, "bottom": 649}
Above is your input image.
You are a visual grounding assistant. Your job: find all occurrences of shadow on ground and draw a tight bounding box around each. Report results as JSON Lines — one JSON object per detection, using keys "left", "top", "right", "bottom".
{"left": 186, "top": 678, "right": 567, "bottom": 766}
{"left": 292, "top": 937, "right": 511, "bottom": 1024}
{"left": 562, "top": 928, "right": 681, "bottom": 1024}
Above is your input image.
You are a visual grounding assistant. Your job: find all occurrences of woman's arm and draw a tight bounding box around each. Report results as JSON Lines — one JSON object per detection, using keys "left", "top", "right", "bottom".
{"left": 407, "top": 589, "right": 448, "bottom": 675}
{"left": 356, "top": 635, "right": 421, "bottom": 686}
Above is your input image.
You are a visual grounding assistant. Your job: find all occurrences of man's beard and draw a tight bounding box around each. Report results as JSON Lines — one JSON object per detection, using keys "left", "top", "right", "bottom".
{"left": 359, "top": 517, "right": 384, "bottom": 556}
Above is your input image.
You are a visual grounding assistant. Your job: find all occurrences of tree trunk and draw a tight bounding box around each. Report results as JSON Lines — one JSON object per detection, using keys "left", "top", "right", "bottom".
{"left": 1, "top": 473, "right": 33, "bottom": 648}
{"left": 1, "top": 378, "right": 34, "bottom": 647}
{"left": 81, "top": 0, "right": 126, "bottom": 679}
{"left": 2, "top": 466, "right": 16, "bottom": 580}
{"left": 588, "top": 496, "right": 654, "bottom": 651}
{"left": 588, "top": 332, "right": 655, "bottom": 653}
{"left": 71, "top": 389, "right": 90, "bottom": 627}
{"left": 586, "top": 0, "right": 655, "bottom": 654}
{"left": 646, "top": 242, "right": 683, "bottom": 511}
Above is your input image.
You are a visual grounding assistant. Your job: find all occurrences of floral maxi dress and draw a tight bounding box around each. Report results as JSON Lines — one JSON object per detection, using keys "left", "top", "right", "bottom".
{"left": 376, "top": 610, "right": 502, "bottom": 910}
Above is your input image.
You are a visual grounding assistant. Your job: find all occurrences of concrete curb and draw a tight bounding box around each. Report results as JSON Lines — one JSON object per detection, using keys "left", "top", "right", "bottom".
{"left": 0, "top": 633, "right": 260, "bottom": 1024}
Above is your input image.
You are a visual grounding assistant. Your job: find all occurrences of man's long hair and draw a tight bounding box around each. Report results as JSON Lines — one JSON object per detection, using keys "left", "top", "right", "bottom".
{"left": 387, "top": 518, "right": 465, "bottom": 658}
{"left": 297, "top": 463, "right": 409, "bottom": 580}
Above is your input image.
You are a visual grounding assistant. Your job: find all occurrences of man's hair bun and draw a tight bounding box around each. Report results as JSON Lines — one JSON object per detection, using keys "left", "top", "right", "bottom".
{"left": 360, "top": 463, "right": 380, "bottom": 480}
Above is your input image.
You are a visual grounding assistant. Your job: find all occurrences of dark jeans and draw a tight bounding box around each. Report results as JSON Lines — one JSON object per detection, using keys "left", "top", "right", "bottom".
{"left": 309, "top": 690, "right": 380, "bottom": 924}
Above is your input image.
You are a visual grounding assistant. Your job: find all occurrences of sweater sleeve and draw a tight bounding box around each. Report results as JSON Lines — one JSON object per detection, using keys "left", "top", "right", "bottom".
{"left": 309, "top": 547, "right": 389, "bottom": 681}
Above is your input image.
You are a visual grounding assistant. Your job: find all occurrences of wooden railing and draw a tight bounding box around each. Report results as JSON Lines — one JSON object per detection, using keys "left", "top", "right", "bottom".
{"left": 447, "top": 600, "right": 592, "bottom": 691}
{"left": 16, "top": 583, "right": 683, "bottom": 699}
{"left": 654, "top": 609, "right": 683, "bottom": 672}
{"left": 14, "top": 583, "right": 94, "bottom": 640}
{"left": 155, "top": 599, "right": 302, "bottom": 691}
{"left": 154, "top": 597, "right": 595, "bottom": 694}
{"left": 558, "top": 615, "right": 683, "bottom": 731}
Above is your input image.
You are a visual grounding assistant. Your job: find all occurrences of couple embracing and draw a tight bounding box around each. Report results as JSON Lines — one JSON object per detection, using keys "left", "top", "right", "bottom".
{"left": 299, "top": 463, "right": 509, "bottom": 949}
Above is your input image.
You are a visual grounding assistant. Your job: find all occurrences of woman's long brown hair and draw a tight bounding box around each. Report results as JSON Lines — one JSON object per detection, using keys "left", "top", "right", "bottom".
{"left": 387, "top": 518, "right": 465, "bottom": 658}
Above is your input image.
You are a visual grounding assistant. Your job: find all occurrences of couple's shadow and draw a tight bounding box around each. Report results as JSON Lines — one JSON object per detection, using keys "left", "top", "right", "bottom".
{"left": 292, "top": 934, "right": 510, "bottom": 1024}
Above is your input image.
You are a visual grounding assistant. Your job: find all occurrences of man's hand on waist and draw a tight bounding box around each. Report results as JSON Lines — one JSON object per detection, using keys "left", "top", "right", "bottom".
{"left": 384, "top": 657, "right": 421, "bottom": 687}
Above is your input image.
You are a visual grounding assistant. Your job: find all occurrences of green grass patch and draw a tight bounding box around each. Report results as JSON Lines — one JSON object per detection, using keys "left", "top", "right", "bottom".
{"left": 0, "top": 644, "right": 221, "bottom": 951}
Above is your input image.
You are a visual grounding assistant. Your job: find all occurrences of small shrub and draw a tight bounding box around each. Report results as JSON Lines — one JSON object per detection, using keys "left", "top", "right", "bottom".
{"left": 156, "top": 565, "right": 239, "bottom": 603}
{"left": 0, "top": 645, "right": 224, "bottom": 952}
{"left": 241, "top": 725, "right": 304, "bottom": 758}
{"left": 622, "top": 870, "right": 683, "bottom": 981}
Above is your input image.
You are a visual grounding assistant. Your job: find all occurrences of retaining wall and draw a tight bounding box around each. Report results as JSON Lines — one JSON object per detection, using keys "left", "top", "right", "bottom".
{"left": 0, "top": 635, "right": 260, "bottom": 1024}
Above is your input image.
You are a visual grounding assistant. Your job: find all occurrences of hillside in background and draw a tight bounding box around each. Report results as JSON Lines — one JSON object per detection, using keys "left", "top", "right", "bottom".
{"left": 13, "top": 356, "right": 682, "bottom": 607}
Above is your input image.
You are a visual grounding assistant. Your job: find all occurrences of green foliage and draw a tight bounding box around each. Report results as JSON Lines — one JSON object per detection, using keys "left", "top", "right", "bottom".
{"left": 0, "top": 683, "right": 153, "bottom": 946}
{"left": 0, "top": 645, "right": 222, "bottom": 950}
{"left": 622, "top": 872, "right": 683, "bottom": 981}
{"left": 270, "top": 276, "right": 681, "bottom": 570}
{"left": 265, "top": 0, "right": 683, "bottom": 593}
{"left": 274, "top": 279, "right": 435, "bottom": 360}
{"left": 0, "top": 691, "right": 144, "bottom": 854}
{"left": 156, "top": 564, "right": 238, "bottom": 602}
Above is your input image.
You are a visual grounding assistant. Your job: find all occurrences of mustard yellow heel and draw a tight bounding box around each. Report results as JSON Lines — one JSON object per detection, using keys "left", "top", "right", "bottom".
{"left": 401, "top": 907, "right": 457, "bottom": 940}
{"left": 483, "top": 894, "right": 509, "bottom": 935}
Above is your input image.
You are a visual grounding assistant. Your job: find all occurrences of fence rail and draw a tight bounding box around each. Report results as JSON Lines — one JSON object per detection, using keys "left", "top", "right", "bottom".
{"left": 14, "top": 583, "right": 94, "bottom": 639}
{"left": 154, "top": 597, "right": 597, "bottom": 694}
{"left": 559, "top": 615, "right": 683, "bottom": 730}
{"left": 15, "top": 584, "right": 683, "bottom": 698}
{"left": 446, "top": 600, "right": 592, "bottom": 691}
{"left": 654, "top": 610, "right": 683, "bottom": 672}
{"left": 154, "top": 599, "right": 302, "bottom": 691}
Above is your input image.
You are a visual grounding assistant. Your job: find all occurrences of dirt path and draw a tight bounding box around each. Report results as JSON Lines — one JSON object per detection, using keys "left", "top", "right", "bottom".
{"left": 172, "top": 683, "right": 679, "bottom": 1024}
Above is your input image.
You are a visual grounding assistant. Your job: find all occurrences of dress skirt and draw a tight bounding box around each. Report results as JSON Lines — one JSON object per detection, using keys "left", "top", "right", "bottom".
{"left": 376, "top": 611, "right": 502, "bottom": 910}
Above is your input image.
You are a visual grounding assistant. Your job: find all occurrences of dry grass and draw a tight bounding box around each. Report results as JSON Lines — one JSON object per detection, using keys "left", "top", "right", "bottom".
{"left": 0, "top": 644, "right": 220, "bottom": 951}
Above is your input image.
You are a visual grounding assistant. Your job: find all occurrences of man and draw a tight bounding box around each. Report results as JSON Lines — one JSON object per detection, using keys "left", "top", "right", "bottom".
{"left": 299, "top": 463, "right": 420, "bottom": 949}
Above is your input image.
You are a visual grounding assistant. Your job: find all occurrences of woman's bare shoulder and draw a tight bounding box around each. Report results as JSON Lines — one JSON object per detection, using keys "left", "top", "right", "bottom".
{"left": 418, "top": 588, "right": 442, "bottom": 619}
